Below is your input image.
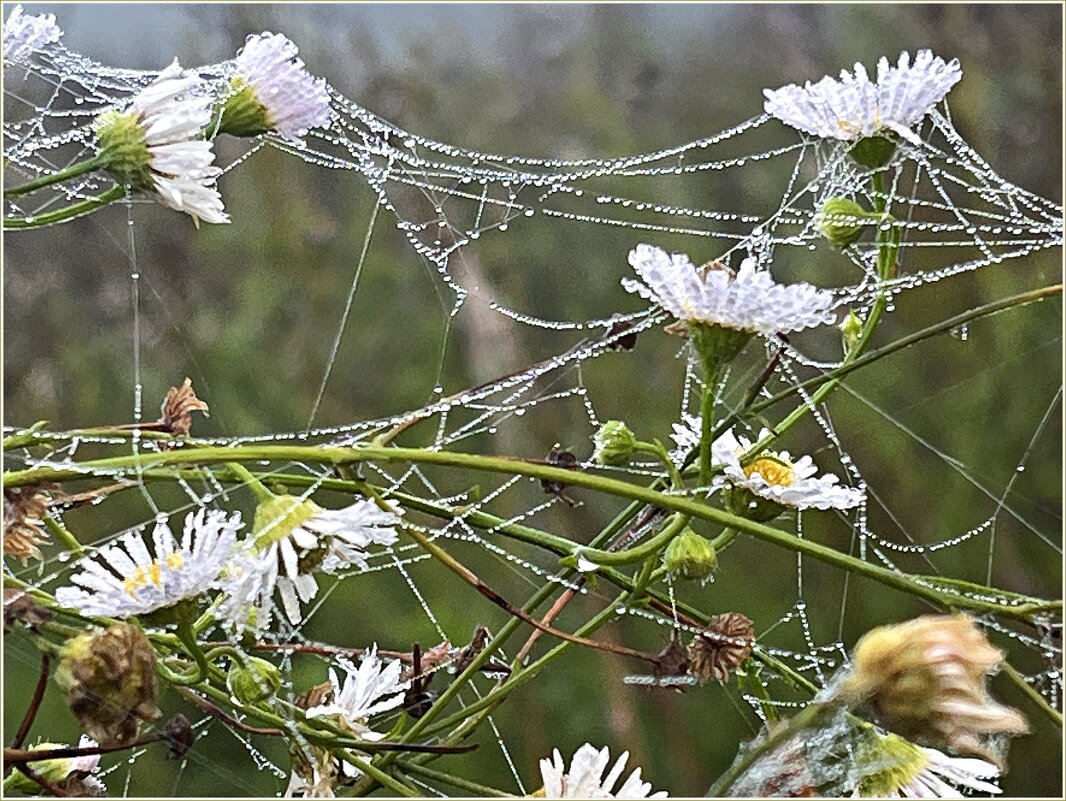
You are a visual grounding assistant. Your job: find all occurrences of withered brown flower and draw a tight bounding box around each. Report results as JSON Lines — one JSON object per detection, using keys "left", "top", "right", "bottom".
{"left": 158, "top": 377, "right": 209, "bottom": 436}
{"left": 3, "top": 486, "right": 53, "bottom": 562}
{"left": 841, "top": 614, "right": 1029, "bottom": 765}
{"left": 687, "top": 612, "right": 755, "bottom": 685}
{"left": 55, "top": 623, "right": 161, "bottom": 745}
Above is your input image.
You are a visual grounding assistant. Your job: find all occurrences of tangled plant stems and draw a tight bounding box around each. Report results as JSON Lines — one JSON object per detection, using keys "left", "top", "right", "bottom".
{"left": 4, "top": 11, "right": 1062, "bottom": 796}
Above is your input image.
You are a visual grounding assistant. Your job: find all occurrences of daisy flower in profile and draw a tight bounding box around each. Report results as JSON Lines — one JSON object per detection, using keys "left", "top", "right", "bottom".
{"left": 623, "top": 244, "right": 835, "bottom": 365}
{"left": 2, "top": 4, "right": 63, "bottom": 63}
{"left": 93, "top": 59, "right": 229, "bottom": 225}
{"left": 855, "top": 734, "right": 1002, "bottom": 798}
{"left": 217, "top": 489, "right": 401, "bottom": 629}
{"left": 712, "top": 427, "right": 863, "bottom": 520}
{"left": 2, "top": 735, "right": 105, "bottom": 796}
{"left": 216, "top": 32, "right": 332, "bottom": 143}
{"left": 537, "top": 743, "right": 668, "bottom": 798}
{"left": 54, "top": 508, "right": 242, "bottom": 618}
{"left": 304, "top": 647, "right": 409, "bottom": 740}
{"left": 763, "top": 50, "right": 962, "bottom": 147}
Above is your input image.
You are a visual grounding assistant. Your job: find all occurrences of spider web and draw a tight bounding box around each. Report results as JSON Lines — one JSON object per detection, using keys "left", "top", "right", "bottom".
{"left": 3, "top": 26, "right": 1063, "bottom": 798}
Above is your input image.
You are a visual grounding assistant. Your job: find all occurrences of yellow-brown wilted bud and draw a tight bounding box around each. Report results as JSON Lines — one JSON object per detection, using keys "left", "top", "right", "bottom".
{"left": 662, "top": 527, "right": 717, "bottom": 582}
{"left": 840, "top": 614, "right": 1028, "bottom": 765}
{"left": 227, "top": 656, "right": 282, "bottom": 704}
{"left": 55, "top": 623, "right": 161, "bottom": 745}
{"left": 592, "top": 420, "right": 638, "bottom": 467}
{"left": 687, "top": 612, "right": 755, "bottom": 685}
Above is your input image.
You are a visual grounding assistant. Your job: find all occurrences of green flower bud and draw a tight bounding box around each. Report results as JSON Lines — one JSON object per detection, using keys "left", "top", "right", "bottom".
{"left": 839, "top": 309, "right": 864, "bottom": 356}
{"left": 227, "top": 656, "right": 282, "bottom": 704}
{"left": 849, "top": 134, "right": 897, "bottom": 169}
{"left": 55, "top": 623, "right": 160, "bottom": 745}
{"left": 662, "top": 527, "right": 718, "bottom": 581}
{"left": 592, "top": 420, "right": 638, "bottom": 467}
{"left": 92, "top": 110, "right": 153, "bottom": 189}
{"left": 817, "top": 197, "right": 870, "bottom": 248}
{"left": 726, "top": 486, "right": 786, "bottom": 523}
{"left": 214, "top": 78, "right": 273, "bottom": 139}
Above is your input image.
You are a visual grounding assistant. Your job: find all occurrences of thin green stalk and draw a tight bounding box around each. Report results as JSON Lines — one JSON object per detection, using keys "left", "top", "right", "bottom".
{"left": 1001, "top": 661, "right": 1063, "bottom": 727}
{"left": 396, "top": 761, "right": 510, "bottom": 797}
{"left": 4, "top": 184, "right": 125, "bottom": 229}
{"left": 226, "top": 461, "right": 274, "bottom": 502}
{"left": 42, "top": 515, "right": 84, "bottom": 557}
{"left": 4, "top": 155, "right": 108, "bottom": 198}
{"left": 699, "top": 362, "right": 720, "bottom": 487}
{"left": 8, "top": 444, "right": 1054, "bottom": 619}
{"left": 568, "top": 513, "right": 688, "bottom": 567}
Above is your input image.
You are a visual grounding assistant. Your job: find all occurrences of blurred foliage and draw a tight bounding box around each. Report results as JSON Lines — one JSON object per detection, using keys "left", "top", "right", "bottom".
{"left": 3, "top": 3, "right": 1062, "bottom": 797}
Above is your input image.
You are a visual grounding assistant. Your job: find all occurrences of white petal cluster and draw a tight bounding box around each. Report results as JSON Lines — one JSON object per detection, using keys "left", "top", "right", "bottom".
{"left": 763, "top": 50, "right": 962, "bottom": 146}
{"left": 304, "top": 647, "right": 409, "bottom": 740}
{"left": 218, "top": 498, "right": 401, "bottom": 629}
{"left": 892, "top": 748, "right": 1001, "bottom": 798}
{"left": 539, "top": 743, "right": 668, "bottom": 799}
{"left": 126, "top": 60, "right": 229, "bottom": 224}
{"left": 668, "top": 413, "right": 703, "bottom": 467}
{"left": 623, "top": 244, "right": 835, "bottom": 336}
{"left": 2, "top": 4, "right": 62, "bottom": 63}
{"left": 55, "top": 508, "right": 242, "bottom": 617}
{"left": 234, "top": 32, "right": 332, "bottom": 143}
{"left": 713, "top": 428, "right": 864, "bottom": 511}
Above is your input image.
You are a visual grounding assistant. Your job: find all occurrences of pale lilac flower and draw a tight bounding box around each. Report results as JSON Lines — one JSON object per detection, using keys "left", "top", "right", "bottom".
{"left": 2, "top": 4, "right": 62, "bottom": 63}
{"left": 763, "top": 50, "right": 962, "bottom": 145}
{"left": 232, "top": 32, "right": 332, "bottom": 143}
{"left": 55, "top": 509, "right": 242, "bottom": 617}
{"left": 304, "top": 647, "right": 409, "bottom": 740}
{"left": 623, "top": 244, "right": 835, "bottom": 336}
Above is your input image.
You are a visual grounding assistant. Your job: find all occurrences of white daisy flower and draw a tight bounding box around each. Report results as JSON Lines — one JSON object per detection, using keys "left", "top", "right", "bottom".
{"left": 2, "top": 4, "right": 62, "bottom": 63}
{"left": 222, "top": 31, "right": 333, "bottom": 143}
{"left": 713, "top": 427, "right": 863, "bottom": 512}
{"left": 55, "top": 508, "right": 242, "bottom": 618}
{"left": 763, "top": 50, "right": 962, "bottom": 146}
{"left": 892, "top": 748, "right": 1001, "bottom": 798}
{"left": 217, "top": 496, "right": 401, "bottom": 628}
{"left": 623, "top": 244, "right": 835, "bottom": 337}
{"left": 304, "top": 646, "right": 409, "bottom": 741}
{"left": 94, "top": 59, "right": 229, "bottom": 225}
{"left": 538, "top": 743, "right": 668, "bottom": 799}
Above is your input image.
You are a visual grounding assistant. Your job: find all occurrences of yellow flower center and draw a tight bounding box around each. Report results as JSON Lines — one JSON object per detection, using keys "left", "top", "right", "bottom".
{"left": 122, "top": 552, "right": 184, "bottom": 597}
{"left": 743, "top": 455, "right": 796, "bottom": 487}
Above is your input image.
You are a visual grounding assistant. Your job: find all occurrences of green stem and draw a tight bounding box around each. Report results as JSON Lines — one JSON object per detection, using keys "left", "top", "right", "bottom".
{"left": 635, "top": 439, "right": 684, "bottom": 489}
{"left": 1000, "top": 661, "right": 1063, "bottom": 728}
{"left": 699, "top": 362, "right": 720, "bottom": 487}
{"left": 396, "top": 761, "right": 510, "bottom": 797}
{"left": 42, "top": 515, "right": 84, "bottom": 557}
{"left": 4, "top": 155, "right": 108, "bottom": 199}
{"left": 157, "top": 618, "right": 210, "bottom": 686}
{"left": 569, "top": 513, "right": 688, "bottom": 567}
{"left": 4, "top": 184, "right": 125, "bottom": 229}
{"left": 6, "top": 445, "right": 1056, "bottom": 619}
{"left": 226, "top": 461, "right": 275, "bottom": 502}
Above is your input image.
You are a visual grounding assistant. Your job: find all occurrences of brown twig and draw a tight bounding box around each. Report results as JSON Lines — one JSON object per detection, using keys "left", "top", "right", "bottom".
{"left": 14, "top": 763, "right": 69, "bottom": 797}
{"left": 11, "top": 653, "right": 50, "bottom": 750}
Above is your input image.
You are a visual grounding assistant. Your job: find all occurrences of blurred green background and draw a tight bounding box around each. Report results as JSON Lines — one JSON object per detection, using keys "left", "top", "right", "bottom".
{"left": 3, "top": 3, "right": 1062, "bottom": 797}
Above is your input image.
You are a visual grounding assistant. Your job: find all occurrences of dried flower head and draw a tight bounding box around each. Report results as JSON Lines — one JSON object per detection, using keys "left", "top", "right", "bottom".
{"left": 841, "top": 615, "right": 1028, "bottom": 765}
{"left": 687, "top": 612, "right": 755, "bottom": 685}
{"left": 55, "top": 622, "right": 161, "bottom": 745}
{"left": 158, "top": 377, "right": 209, "bottom": 435}
{"left": 4, "top": 587, "right": 54, "bottom": 632}
{"left": 3, "top": 486, "right": 56, "bottom": 562}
